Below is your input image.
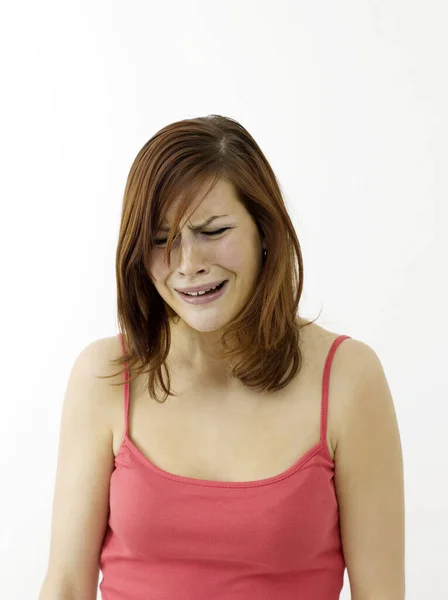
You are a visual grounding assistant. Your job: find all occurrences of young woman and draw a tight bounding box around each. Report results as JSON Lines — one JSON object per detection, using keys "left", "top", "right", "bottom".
{"left": 39, "top": 115, "right": 405, "bottom": 600}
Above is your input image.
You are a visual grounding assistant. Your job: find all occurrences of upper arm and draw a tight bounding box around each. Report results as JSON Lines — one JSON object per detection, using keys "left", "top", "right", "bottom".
{"left": 40, "top": 337, "right": 119, "bottom": 599}
{"left": 334, "top": 340, "right": 405, "bottom": 600}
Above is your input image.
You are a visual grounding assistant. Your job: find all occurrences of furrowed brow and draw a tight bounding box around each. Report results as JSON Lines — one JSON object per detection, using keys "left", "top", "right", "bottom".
{"left": 159, "top": 214, "right": 229, "bottom": 232}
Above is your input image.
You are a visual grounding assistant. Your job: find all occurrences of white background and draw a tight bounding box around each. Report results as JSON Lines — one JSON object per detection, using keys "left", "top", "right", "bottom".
{"left": 0, "top": 1, "right": 446, "bottom": 598}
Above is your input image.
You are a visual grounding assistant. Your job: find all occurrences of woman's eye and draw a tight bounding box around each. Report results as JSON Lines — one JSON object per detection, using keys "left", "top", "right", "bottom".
{"left": 154, "top": 228, "right": 229, "bottom": 247}
{"left": 201, "top": 227, "right": 229, "bottom": 237}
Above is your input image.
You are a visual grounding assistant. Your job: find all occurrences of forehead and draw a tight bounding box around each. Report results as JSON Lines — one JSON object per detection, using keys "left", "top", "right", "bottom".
{"left": 161, "top": 178, "right": 242, "bottom": 226}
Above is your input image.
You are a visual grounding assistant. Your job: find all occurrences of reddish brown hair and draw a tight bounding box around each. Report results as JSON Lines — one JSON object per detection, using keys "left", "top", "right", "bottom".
{"left": 100, "top": 114, "right": 319, "bottom": 402}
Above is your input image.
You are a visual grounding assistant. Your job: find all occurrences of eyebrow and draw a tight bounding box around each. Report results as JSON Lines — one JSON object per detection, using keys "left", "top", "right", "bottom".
{"left": 158, "top": 214, "right": 229, "bottom": 232}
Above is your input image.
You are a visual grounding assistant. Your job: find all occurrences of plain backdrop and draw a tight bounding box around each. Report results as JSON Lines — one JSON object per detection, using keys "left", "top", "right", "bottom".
{"left": 0, "top": 1, "right": 446, "bottom": 598}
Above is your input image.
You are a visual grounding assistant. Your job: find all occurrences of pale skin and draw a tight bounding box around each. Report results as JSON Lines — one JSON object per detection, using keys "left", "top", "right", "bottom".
{"left": 147, "top": 177, "right": 267, "bottom": 381}
{"left": 39, "top": 179, "right": 405, "bottom": 599}
{"left": 147, "top": 183, "right": 406, "bottom": 600}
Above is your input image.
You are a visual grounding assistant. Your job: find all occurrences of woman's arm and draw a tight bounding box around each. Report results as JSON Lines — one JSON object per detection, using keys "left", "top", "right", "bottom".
{"left": 334, "top": 340, "right": 405, "bottom": 600}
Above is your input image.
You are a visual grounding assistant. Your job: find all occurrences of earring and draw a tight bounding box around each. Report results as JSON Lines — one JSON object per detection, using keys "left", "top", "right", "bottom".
{"left": 263, "top": 248, "right": 267, "bottom": 259}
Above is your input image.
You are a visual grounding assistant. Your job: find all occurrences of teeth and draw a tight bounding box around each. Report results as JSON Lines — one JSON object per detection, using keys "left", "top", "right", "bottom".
{"left": 183, "top": 283, "right": 222, "bottom": 297}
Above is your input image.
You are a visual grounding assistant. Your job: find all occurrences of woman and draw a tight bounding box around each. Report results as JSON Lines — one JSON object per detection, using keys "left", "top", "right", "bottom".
{"left": 39, "top": 115, "right": 405, "bottom": 599}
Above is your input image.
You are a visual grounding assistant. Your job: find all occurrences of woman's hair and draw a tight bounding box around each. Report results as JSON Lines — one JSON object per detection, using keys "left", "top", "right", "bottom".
{"left": 98, "top": 114, "right": 320, "bottom": 402}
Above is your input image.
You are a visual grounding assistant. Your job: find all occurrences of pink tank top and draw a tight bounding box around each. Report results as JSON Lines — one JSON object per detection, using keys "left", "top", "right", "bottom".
{"left": 99, "top": 333, "right": 351, "bottom": 599}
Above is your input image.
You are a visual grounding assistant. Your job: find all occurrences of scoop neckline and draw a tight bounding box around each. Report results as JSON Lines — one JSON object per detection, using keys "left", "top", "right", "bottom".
{"left": 118, "top": 433, "right": 333, "bottom": 488}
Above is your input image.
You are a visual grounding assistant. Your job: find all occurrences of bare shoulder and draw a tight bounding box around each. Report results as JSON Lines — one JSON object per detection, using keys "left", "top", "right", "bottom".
{"left": 301, "top": 319, "right": 381, "bottom": 382}
{"left": 298, "top": 318, "right": 358, "bottom": 371}
{"left": 93, "top": 333, "right": 128, "bottom": 386}
{"left": 80, "top": 335, "right": 128, "bottom": 379}
{"left": 314, "top": 323, "right": 386, "bottom": 393}
{"left": 80, "top": 335, "right": 123, "bottom": 373}
{"left": 71, "top": 335, "right": 127, "bottom": 415}
{"left": 300, "top": 320, "right": 387, "bottom": 446}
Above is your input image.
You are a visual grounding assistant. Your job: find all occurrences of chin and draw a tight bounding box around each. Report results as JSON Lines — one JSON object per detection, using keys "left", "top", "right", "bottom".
{"left": 173, "top": 307, "right": 234, "bottom": 331}
{"left": 184, "top": 317, "right": 228, "bottom": 333}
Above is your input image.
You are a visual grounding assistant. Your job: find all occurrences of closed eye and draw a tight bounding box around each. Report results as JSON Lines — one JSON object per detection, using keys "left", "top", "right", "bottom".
{"left": 154, "top": 228, "right": 230, "bottom": 247}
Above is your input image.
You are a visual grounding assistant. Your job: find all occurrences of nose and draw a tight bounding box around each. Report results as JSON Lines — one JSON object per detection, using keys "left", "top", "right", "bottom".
{"left": 176, "top": 240, "right": 208, "bottom": 276}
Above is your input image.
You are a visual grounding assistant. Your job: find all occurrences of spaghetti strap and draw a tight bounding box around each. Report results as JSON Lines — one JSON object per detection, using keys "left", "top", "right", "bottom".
{"left": 117, "top": 332, "right": 130, "bottom": 439}
{"left": 320, "top": 335, "right": 351, "bottom": 449}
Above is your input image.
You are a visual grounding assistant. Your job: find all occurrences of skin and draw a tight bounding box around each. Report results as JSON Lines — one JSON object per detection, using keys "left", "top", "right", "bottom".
{"left": 146, "top": 177, "right": 405, "bottom": 597}
{"left": 147, "top": 177, "right": 267, "bottom": 383}
{"left": 38, "top": 180, "right": 404, "bottom": 599}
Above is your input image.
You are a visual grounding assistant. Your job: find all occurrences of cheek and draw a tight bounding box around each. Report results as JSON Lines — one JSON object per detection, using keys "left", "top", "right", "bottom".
{"left": 218, "top": 236, "right": 258, "bottom": 269}
{"left": 215, "top": 240, "right": 241, "bottom": 267}
{"left": 147, "top": 252, "right": 169, "bottom": 283}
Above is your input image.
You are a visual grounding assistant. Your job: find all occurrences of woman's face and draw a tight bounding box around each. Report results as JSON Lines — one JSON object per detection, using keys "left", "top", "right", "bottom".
{"left": 147, "top": 178, "right": 266, "bottom": 334}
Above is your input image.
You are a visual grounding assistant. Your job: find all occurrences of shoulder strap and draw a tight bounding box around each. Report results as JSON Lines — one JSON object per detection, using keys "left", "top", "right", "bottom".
{"left": 320, "top": 335, "right": 351, "bottom": 446}
{"left": 117, "top": 333, "right": 130, "bottom": 439}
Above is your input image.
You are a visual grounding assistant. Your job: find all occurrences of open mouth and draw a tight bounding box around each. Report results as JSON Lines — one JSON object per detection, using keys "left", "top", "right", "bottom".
{"left": 179, "top": 280, "right": 227, "bottom": 297}
{"left": 176, "top": 280, "right": 229, "bottom": 304}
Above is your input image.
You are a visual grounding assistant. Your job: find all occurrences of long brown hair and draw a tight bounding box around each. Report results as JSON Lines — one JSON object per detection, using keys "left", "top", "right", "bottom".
{"left": 99, "top": 114, "right": 320, "bottom": 402}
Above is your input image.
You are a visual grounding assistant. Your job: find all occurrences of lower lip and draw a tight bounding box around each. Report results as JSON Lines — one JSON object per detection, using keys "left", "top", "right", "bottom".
{"left": 175, "top": 280, "right": 229, "bottom": 305}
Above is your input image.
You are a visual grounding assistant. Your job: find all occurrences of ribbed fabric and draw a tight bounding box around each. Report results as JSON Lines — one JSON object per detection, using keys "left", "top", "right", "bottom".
{"left": 99, "top": 333, "right": 351, "bottom": 599}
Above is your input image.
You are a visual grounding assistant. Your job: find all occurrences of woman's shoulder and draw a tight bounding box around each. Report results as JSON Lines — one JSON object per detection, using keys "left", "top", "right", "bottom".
{"left": 298, "top": 317, "right": 369, "bottom": 365}
{"left": 300, "top": 320, "right": 387, "bottom": 436}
